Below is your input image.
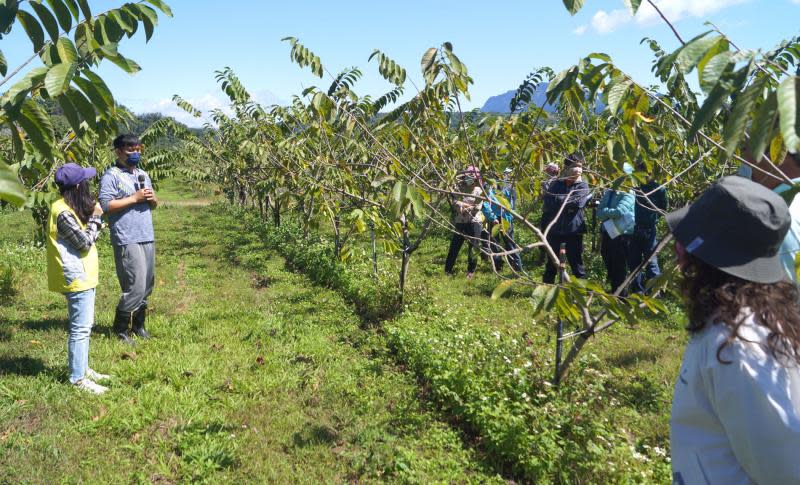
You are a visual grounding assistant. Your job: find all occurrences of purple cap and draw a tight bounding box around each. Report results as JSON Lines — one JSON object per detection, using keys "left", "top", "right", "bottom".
{"left": 55, "top": 163, "right": 97, "bottom": 187}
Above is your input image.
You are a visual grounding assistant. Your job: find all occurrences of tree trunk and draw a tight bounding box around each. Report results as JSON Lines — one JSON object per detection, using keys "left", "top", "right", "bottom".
{"left": 272, "top": 199, "right": 281, "bottom": 227}
{"left": 370, "top": 221, "right": 378, "bottom": 276}
{"left": 333, "top": 214, "right": 341, "bottom": 259}
{"left": 399, "top": 214, "right": 410, "bottom": 303}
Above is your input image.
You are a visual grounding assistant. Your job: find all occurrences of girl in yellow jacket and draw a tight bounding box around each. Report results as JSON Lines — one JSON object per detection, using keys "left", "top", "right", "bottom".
{"left": 47, "top": 163, "right": 111, "bottom": 394}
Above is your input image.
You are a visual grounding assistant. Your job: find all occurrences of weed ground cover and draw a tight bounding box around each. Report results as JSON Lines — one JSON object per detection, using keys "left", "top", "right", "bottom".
{"left": 227, "top": 204, "right": 685, "bottom": 483}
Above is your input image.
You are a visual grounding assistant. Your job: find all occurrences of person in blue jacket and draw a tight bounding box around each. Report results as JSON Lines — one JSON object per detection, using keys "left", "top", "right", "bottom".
{"left": 541, "top": 153, "right": 592, "bottom": 283}
{"left": 597, "top": 164, "right": 636, "bottom": 294}
{"left": 483, "top": 168, "right": 522, "bottom": 272}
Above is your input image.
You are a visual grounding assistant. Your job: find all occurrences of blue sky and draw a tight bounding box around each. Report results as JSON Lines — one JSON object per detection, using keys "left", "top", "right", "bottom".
{"left": 3, "top": 0, "right": 800, "bottom": 127}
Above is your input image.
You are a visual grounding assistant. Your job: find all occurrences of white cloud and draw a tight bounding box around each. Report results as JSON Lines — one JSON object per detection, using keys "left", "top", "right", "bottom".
{"left": 591, "top": 9, "right": 632, "bottom": 34}
{"left": 792, "top": 0, "right": 800, "bottom": 5}
{"left": 134, "top": 89, "right": 286, "bottom": 129}
{"left": 588, "top": 0, "right": 748, "bottom": 34}
{"left": 573, "top": 24, "right": 588, "bottom": 35}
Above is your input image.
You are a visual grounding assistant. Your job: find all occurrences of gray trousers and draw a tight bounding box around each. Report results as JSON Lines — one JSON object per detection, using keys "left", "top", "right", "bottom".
{"left": 113, "top": 242, "right": 155, "bottom": 313}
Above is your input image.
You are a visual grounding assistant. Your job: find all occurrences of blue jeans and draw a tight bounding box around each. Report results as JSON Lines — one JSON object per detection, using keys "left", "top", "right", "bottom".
{"left": 628, "top": 227, "right": 661, "bottom": 293}
{"left": 65, "top": 288, "right": 95, "bottom": 384}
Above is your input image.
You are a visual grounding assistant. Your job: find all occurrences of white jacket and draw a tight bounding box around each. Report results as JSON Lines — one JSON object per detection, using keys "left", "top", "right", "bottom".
{"left": 671, "top": 313, "right": 800, "bottom": 484}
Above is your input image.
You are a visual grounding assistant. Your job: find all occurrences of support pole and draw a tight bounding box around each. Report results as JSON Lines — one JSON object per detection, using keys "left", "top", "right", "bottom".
{"left": 554, "top": 245, "right": 567, "bottom": 386}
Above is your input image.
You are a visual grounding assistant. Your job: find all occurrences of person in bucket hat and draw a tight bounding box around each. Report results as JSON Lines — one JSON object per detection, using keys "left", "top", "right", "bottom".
{"left": 668, "top": 176, "right": 800, "bottom": 484}
{"left": 47, "top": 163, "right": 112, "bottom": 394}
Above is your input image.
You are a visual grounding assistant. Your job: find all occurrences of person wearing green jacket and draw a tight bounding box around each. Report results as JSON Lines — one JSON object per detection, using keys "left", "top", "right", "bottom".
{"left": 597, "top": 168, "right": 636, "bottom": 294}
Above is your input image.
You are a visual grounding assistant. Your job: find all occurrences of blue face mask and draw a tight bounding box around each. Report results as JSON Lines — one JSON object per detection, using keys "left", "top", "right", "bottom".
{"left": 126, "top": 152, "right": 141, "bottom": 166}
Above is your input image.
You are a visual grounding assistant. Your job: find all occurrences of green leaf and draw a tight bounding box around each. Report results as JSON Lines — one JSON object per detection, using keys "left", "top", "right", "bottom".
{"left": 45, "top": 0, "right": 71, "bottom": 32}
{"left": 1, "top": 65, "right": 48, "bottom": 109}
{"left": 675, "top": 32, "right": 716, "bottom": 74}
{"left": 75, "top": 0, "right": 90, "bottom": 20}
{"left": 688, "top": 79, "right": 734, "bottom": 140}
{"left": 531, "top": 285, "right": 558, "bottom": 321}
{"left": 748, "top": 91, "right": 778, "bottom": 162}
{"left": 406, "top": 185, "right": 426, "bottom": 217}
{"left": 16, "top": 10, "right": 45, "bottom": 52}
{"left": 57, "top": 91, "right": 82, "bottom": 132}
{"left": 390, "top": 180, "right": 407, "bottom": 217}
{"left": 109, "top": 8, "right": 135, "bottom": 35}
{"left": 623, "top": 0, "right": 641, "bottom": 14}
{"left": 61, "top": 0, "right": 79, "bottom": 20}
{"left": 722, "top": 77, "right": 764, "bottom": 157}
{"left": 29, "top": 1, "right": 60, "bottom": 42}
{"left": 103, "top": 50, "right": 141, "bottom": 74}
{"left": 561, "top": 0, "right": 585, "bottom": 15}
{"left": 0, "top": 0, "right": 20, "bottom": 35}
{"left": 699, "top": 51, "right": 733, "bottom": 93}
{"left": 135, "top": 4, "right": 158, "bottom": 41}
{"left": 607, "top": 78, "right": 632, "bottom": 115}
{"left": 0, "top": 162, "right": 25, "bottom": 207}
{"left": 420, "top": 47, "right": 437, "bottom": 77}
{"left": 18, "top": 98, "right": 54, "bottom": 158}
{"left": 64, "top": 87, "right": 96, "bottom": 129}
{"left": 0, "top": 49, "right": 6, "bottom": 76}
{"left": 44, "top": 61, "right": 75, "bottom": 96}
{"left": 144, "top": 0, "right": 172, "bottom": 17}
{"left": 491, "top": 279, "right": 515, "bottom": 300}
{"left": 777, "top": 76, "right": 800, "bottom": 154}
{"left": 55, "top": 36, "right": 78, "bottom": 63}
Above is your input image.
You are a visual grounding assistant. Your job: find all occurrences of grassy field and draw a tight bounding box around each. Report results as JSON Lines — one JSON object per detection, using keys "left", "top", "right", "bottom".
{"left": 0, "top": 184, "right": 500, "bottom": 483}
{"left": 0, "top": 180, "right": 685, "bottom": 483}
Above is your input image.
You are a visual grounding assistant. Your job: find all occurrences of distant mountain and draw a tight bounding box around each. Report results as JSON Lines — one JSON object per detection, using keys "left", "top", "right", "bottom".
{"left": 480, "top": 82, "right": 606, "bottom": 114}
{"left": 480, "top": 82, "right": 555, "bottom": 114}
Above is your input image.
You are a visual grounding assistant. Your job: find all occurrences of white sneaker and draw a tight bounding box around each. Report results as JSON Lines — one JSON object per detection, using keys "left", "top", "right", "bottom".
{"left": 86, "top": 368, "right": 111, "bottom": 381}
{"left": 74, "top": 378, "right": 108, "bottom": 395}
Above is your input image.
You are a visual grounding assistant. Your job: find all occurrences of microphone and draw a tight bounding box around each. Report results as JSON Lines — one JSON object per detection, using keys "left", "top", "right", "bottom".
{"left": 136, "top": 174, "right": 146, "bottom": 191}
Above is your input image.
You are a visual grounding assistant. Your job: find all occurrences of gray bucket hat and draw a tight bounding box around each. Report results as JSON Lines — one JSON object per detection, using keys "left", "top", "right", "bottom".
{"left": 666, "top": 175, "right": 791, "bottom": 284}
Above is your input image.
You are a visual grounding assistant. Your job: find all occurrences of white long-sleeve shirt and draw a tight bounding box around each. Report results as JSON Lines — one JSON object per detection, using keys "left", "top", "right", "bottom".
{"left": 671, "top": 313, "right": 800, "bottom": 484}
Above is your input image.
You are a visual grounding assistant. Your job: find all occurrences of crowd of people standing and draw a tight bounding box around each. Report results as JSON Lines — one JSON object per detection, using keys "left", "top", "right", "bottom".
{"left": 445, "top": 152, "right": 669, "bottom": 296}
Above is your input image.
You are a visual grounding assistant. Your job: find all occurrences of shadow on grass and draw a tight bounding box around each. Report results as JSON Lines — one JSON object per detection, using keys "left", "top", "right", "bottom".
{"left": 0, "top": 356, "right": 47, "bottom": 376}
{"left": 20, "top": 317, "right": 66, "bottom": 332}
{"left": 606, "top": 347, "right": 662, "bottom": 368}
{"left": 291, "top": 423, "right": 339, "bottom": 448}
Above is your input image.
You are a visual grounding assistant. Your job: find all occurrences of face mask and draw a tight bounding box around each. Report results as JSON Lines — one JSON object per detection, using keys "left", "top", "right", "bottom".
{"left": 126, "top": 152, "right": 141, "bottom": 166}
{"left": 463, "top": 177, "right": 475, "bottom": 186}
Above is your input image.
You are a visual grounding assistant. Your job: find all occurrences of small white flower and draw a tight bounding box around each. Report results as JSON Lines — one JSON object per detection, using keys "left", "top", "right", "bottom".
{"left": 524, "top": 361, "right": 532, "bottom": 368}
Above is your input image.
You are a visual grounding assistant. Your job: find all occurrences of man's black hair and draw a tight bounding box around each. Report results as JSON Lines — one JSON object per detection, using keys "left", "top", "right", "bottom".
{"left": 113, "top": 133, "right": 140, "bottom": 149}
{"left": 564, "top": 151, "right": 585, "bottom": 167}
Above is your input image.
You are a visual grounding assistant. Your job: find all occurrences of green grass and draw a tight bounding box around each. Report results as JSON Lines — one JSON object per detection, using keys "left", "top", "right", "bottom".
{"left": 0, "top": 199, "right": 500, "bottom": 482}
{"left": 224, "top": 207, "right": 684, "bottom": 482}
{"left": 1, "top": 186, "right": 687, "bottom": 483}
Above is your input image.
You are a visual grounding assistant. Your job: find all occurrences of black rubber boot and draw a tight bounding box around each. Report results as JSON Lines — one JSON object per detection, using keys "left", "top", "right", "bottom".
{"left": 113, "top": 309, "right": 135, "bottom": 345}
{"left": 131, "top": 305, "right": 151, "bottom": 339}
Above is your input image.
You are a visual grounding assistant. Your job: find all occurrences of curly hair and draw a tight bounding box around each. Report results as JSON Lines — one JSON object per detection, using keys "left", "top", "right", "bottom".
{"left": 681, "top": 253, "right": 800, "bottom": 365}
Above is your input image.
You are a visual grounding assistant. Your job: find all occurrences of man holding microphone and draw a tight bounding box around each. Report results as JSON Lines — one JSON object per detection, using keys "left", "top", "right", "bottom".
{"left": 99, "top": 134, "right": 158, "bottom": 344}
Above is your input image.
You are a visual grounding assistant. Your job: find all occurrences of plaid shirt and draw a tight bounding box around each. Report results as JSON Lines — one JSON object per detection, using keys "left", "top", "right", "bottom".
{"left": 56, "top": 211, "right": 102, "bottom": 252}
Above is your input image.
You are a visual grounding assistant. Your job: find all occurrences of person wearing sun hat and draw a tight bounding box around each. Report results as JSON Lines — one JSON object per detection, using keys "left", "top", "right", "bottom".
{"left": 47, "top": 163, "right": 112, "bottom": 395}
{"left": 668, "top": 176, "right": 800, "bottom": 484}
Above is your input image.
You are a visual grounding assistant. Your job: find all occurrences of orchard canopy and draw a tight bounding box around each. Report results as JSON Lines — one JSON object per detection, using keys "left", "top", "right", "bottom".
{"left": 1, "top": 0, "right": 800, "bottom": 379}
